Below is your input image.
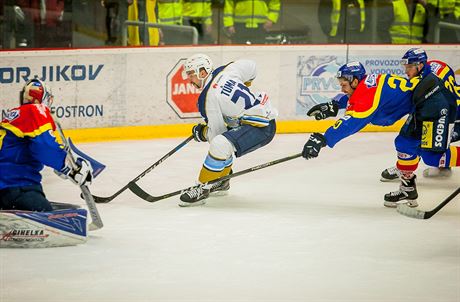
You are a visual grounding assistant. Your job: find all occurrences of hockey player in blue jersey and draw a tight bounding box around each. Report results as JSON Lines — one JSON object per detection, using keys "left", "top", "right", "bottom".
{"left": 0, "top": 79, "right": 94, "bottom": 212}
{"left": 379, "top": 48, "right": 460, "bottom": 182}
{"left": 301, "top": 62, "right": 425, "bottom": 206}
{"left": 382, "top": 49, "right": 459, "bottom": 208}
{"left": 307, "top": 48, "right": 460, "bottom": 184}
{"left": 302, "top": 61, "right": 418, "bottom": 159}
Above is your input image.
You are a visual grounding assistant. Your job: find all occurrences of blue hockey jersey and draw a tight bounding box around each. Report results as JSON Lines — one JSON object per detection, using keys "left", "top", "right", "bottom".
{"left": 0, "top": 104, "right": 67, "bottom": 189}
{"left": 325, "top": 74, "right": 420, "bottom": 148}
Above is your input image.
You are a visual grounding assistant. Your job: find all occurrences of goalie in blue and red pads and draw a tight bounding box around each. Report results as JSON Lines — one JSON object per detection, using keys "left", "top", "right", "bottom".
{"left": 0, "top": 78, "right": 95, "bottom": 212}
{"left": 0, "top": 79, "right": 105, "bottom": 247}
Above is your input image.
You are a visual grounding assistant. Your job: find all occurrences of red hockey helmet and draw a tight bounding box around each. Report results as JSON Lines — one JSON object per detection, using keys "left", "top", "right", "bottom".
{"left": 20, "top": 78, "right": 53, "bottom": 107}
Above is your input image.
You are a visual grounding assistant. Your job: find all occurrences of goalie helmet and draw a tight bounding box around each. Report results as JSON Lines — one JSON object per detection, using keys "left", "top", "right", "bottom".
{"left": 336, "top": 61, "right": 366, "bottom": 82}
{"left": 401, "top": 48, "right": 428, "bottom": 65}
{"left": 183, "top": 54, "right": 213, "bottom": 80}
{"left": 20, "top": 78, "right": 53, "bottom": 107}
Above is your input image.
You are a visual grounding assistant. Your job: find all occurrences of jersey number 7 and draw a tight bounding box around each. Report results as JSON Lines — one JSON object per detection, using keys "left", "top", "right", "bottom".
{"left": 230, "top": 83, "right": 259, "bottom": 110}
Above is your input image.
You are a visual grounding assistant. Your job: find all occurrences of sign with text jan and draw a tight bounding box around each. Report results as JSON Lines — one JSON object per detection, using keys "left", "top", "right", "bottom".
{"left": 166, "top": 59, "right": 201, "bottom": 119}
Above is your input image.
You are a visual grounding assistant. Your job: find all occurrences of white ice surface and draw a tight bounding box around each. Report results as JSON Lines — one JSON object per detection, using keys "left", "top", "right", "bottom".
{"left": 1, "top": 133, "right": 459, "bottom": 302}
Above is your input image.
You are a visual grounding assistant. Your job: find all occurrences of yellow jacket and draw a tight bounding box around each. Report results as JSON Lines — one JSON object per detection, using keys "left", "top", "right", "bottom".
{"left": 158, "top": 0, "right": 183, "bottom": 25}
{"left": 329, "top": 0, "right": 365, "bottom": 37}
{"left": 127, "top": 0, "right": 160, "bottom": 46}
{"left": 223, "top": 0, "right": 280, "bottom": 28}
{"left": 183, "top": 0, "right": 212, "bottom": 25}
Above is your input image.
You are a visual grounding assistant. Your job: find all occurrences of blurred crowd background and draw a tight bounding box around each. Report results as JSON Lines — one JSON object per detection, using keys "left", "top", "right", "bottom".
{"left": 0, "top": 0, "right": 459, "bottom": 50}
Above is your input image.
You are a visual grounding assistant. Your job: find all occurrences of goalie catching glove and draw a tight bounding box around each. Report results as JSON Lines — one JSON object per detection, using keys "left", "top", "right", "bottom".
{"left": 55, "top": 152, "right": 94, "bottom": 186}
{"left": 307, "top": 101, "right": 339, "bottom": 120}
{"left": 192, "top": 123, "right": 208, "bottom": 142}
{"left": 302, "top": 133, "right": 327, "bottom": 159}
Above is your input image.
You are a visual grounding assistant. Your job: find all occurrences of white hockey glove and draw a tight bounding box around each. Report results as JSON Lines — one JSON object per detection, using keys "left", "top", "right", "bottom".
{"left": 56, "top": 154, "right": 94, "bottom": 186}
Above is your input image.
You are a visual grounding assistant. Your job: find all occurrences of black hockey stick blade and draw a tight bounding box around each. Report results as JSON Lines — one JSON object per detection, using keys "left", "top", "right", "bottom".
{"left": 397, "top": 187, "right": 460, "bottom": 219}
{"left": 129, "top": 153, "right": 302, "bottom": 203}
{"left": 92, "top": 135, "right": 194, "bottom": 203}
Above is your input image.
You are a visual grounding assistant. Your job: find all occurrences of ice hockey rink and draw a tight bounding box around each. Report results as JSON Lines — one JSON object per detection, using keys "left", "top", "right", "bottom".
{"left": 2, "top": 132, "right": 459, "bottom": 302}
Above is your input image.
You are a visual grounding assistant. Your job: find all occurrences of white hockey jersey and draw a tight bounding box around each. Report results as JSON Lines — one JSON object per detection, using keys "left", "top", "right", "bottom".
{"left": 197, "top": 60, "right": 278, "bottom": 141}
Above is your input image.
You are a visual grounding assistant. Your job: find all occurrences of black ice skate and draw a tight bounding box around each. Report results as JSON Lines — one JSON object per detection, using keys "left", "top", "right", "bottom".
{"left": 209, "top": 176, "right": 231, "bottom": 196}
{"left": 384, "top": 175, "right": 418, "bottom": 208}
{"left": 380, "top": 166, "right": 400, "bottom": 182}
{"left": 179, "top": 185, "right": 210, "bottom": 207}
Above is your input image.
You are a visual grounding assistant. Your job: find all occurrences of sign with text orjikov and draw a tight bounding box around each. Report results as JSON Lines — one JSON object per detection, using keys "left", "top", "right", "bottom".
{"left": 166, "top": 59, "right": 201, "bottom": 118}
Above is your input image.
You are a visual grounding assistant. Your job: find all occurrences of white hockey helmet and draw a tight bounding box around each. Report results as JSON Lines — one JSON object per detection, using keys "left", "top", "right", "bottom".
{"left": 182, "top": 54, "right": 213, "bottom": 80}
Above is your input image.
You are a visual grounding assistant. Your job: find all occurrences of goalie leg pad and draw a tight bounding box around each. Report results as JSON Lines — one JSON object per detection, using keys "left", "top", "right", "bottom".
{"left": 0, "top": 208, "right": 88, "bottom": 248}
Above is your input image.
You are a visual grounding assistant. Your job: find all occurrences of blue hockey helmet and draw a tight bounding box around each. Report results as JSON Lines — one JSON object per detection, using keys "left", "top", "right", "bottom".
{"left": 336, "top": 61, "right": 366, "bottom": 82}
{"left": 401, "top": 48, "right": 428, "bottom": 65}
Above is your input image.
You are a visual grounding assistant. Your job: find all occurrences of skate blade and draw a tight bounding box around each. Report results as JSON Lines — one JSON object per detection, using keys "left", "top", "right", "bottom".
{"left": 422, "top": 169, "right": 453, "bottom": 178}
{"left": 384, "top": 200, "right": 418, "bottom": 208}
{"left": 178, "top": 200, "right": 206, "bottom": 207}
{"left": 210, "top": 191, "right": 229, "bottom": 197}
{"left": 380, "top": 177, "right": 399, "bottom": 183}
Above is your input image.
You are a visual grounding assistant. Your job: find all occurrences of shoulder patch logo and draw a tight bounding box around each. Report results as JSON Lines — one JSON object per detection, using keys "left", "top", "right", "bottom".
{"left": 365, "top": 74, "right": 377, "bottom": 88}
{"left": 4, "top": 109, "right": 20, "bottom": 122}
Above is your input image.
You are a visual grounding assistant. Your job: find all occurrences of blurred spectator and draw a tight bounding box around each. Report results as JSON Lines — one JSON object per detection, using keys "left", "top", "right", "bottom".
{"left": 426, "top": 0, "right": 459, "bottom": 42}
{"left": 318, "top": 0, "right": 368, "bottom": 44}
{"left": 377, "top": 0, "right": 427, "bottom": 44}
{"left": 0, "top": 2, "right": 4, "bottom": 48}
{"left": 183, "top": 0, "right": 213, "bottom": 44}
{"left": 456, "top": 0, "right": 460, "bottom": 20}
{"left": 101, "top": 0, "right": 120, "bottom": 45}
{"left": 14, "top": 0, "right": 70, "bottom": 48}
{"left": 157, "top": 0, "right": 182, "bottom": 26}
{"left": 157, "top": 0, "right": 183, "bottom": 44}
{"left": 223, "top": 0, "right": 280, "bottom": 44}
{"left": 127, "top": 0, "right": 160, "bottom": 46}
{"left": 408, "top": 0, "right": 428, "bottom": 43}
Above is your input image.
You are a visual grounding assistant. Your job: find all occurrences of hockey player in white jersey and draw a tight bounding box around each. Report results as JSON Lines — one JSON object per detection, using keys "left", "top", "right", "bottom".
{"left": 180, "top": 54, "right": 278, "bottom": 207}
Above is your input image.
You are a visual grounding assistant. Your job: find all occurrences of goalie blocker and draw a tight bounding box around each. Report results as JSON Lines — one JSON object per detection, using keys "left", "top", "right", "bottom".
{"left": 0, "top": 208, "right": 88, "bottom": 248}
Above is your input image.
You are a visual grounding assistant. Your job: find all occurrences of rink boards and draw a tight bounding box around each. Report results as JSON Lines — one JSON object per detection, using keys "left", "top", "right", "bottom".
{"left": 0, "top": 45, "right": 459, "bottom": 142}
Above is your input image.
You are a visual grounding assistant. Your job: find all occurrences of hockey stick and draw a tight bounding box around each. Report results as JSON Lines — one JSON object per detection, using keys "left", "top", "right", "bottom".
{"left": 53, "top": 119, "right": 104, "bottom": 231}
{"left": 396, "top": 187, "right": 460, "bottom": 219}
{"left": 128, "top": 153, "right": 302, "bottom": 203}
{"left": 92, "top": 135, "right": 194, "bottom": 203}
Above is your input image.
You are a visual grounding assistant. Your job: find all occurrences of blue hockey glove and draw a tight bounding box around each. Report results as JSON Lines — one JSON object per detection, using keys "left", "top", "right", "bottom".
{"left": 307, "top": 101, "right": 339, "bottom": 120}
{"left": 302, "top": 133, "right": 327, "bottom": 159}
{"left": 192, "top": 123, "right": 208, "bottom": 142}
